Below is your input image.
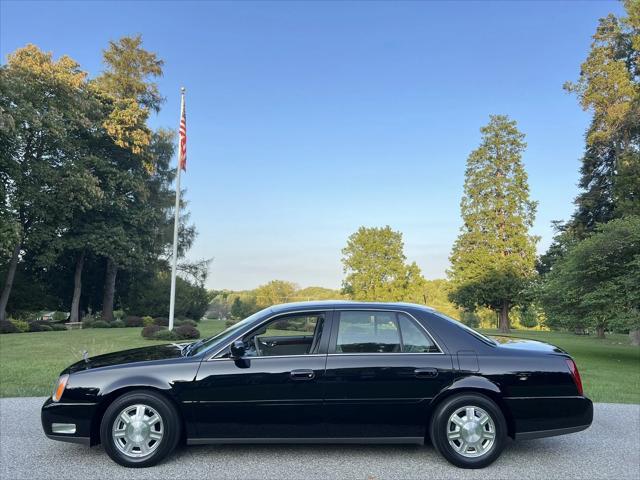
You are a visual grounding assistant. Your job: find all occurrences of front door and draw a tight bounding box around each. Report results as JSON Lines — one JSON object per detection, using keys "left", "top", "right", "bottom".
{"left": 323, "top": 309, "right": 454, "bottom": 439}
{"left": 190, "top": 311, "right": 331, "bottom": 439}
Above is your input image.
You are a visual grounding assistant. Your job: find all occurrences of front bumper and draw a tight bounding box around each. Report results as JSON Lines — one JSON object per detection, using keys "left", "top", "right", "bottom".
{"left": 41, "top": 397, "right": 97, "bottom": 446}
{"left": 506, "top": 395, "right": 593, "bottom": 440}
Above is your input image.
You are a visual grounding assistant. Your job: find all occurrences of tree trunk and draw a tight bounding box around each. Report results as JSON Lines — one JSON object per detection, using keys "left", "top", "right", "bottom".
{"left": 70, "top": 250, "right": 86, "bottom": 323}
{"left": 499, "top": 302, "right": 510, "bottom": 334}
{"left": 101, "top": 257, "right": 117, "bottom": 322}
{"left": 629, "top": 329, "right": 640, "bottom": 346}
{"left": 596, "top": 326, "right": 605, "bottom": 339}
{"left": 0, "top": 242, "right": 21, "bottom": 322}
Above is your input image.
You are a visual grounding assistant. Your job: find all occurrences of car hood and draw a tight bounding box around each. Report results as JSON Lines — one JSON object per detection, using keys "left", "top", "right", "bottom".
{"left": 65, "top": 343, "right": 188, "bottom": 374}
{"left": 490, "top": 336, "right": 566, "bottom": 354}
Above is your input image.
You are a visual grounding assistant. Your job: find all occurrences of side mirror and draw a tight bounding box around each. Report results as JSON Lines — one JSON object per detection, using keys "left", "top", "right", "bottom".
{"left": 230, "top": 340, "right": 246, "bottom": 359}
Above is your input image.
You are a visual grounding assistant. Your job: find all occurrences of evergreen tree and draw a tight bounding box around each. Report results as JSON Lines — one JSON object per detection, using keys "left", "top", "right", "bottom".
{"left": 448, "top": 115, "right": 538, "bottom": 333}
{"left": 552, "top": 0, "right": 639, "bottom": 247}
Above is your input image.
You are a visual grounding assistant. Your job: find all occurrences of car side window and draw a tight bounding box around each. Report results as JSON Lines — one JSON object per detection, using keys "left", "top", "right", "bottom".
{"left": 221, "top": 313, "right": 325, "bottom": 358}
{"left": 397, "top": 313, "right": 439, "bottom": 353}
{"left": 335, "top": 311, "right": 401, "bottom": 353}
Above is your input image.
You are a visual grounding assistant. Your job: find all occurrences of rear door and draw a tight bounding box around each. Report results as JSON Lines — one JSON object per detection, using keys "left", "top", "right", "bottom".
{"left": 323, "top": 309, "right": 454, "bottom": 439}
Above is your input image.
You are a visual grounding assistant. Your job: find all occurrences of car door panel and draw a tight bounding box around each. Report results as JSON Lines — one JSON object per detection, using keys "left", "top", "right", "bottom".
{"left": 322, "top": 310, "right": 454, "bottom": 438}
{"left": 323, "top": 354, "right": 453, "bottom": 437}
{"left": 190, "top": 356, "right": 327, "bottom": 438}
{"left": 186, "top": 311, "right": 332, "bottom": 439}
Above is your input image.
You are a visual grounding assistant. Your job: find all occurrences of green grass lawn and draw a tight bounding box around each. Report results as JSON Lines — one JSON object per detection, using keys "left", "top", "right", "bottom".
{"left": 1, "top": 321, "right": 638, "bottom": 402}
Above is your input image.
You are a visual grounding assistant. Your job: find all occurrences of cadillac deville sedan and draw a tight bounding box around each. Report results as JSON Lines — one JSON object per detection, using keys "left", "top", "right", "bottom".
{"left": 42, "top": 301, "right": 592, "bottom": 469}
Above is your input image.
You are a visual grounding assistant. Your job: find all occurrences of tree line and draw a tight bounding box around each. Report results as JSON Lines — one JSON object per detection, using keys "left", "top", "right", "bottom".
{"left": 0, "top": 36, "right": 210, "bottom": 324}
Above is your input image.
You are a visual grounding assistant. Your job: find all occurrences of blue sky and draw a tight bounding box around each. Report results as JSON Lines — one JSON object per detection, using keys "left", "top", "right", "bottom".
{"left": 1, "top": 1, "right": 624, "bottom": 290}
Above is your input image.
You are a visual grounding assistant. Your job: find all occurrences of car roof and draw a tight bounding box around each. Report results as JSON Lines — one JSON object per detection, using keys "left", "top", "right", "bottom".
{"left": 269, "top": 300, "right": 436, "bottom": 313}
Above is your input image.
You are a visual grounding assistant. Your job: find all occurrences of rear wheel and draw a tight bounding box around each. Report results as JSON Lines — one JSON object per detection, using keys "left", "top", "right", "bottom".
{"left": 100, "top": 390, "right": 181, "bottom": 468}
{"left": 429, "top": 393, "right": 507, "bottom": 468}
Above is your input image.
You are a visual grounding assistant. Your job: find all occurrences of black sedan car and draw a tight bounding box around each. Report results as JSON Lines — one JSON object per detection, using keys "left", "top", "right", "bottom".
{"left": 42, "top": 301, "right": 592, "bottom": 469}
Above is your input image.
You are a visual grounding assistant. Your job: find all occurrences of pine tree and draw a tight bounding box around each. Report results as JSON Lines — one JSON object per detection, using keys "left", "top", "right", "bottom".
{"left": 563, "top": 0, "right": 639, "bottom": 237}
{"left": 448, "top": 115, "right": 538, "bottom": 333}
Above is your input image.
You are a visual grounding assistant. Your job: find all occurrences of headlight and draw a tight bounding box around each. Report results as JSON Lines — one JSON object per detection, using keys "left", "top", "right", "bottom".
{"left": 52, "top": 374, "right": 69, "bottom": 402}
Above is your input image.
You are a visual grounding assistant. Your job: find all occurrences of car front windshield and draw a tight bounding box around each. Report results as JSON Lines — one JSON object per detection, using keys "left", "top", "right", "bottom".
{"left": 189, "top": 308, "right": 270, "bottom": 356}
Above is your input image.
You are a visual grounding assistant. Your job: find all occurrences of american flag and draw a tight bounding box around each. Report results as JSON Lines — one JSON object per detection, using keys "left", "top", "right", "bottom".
{"left": 178, "top": 91, "right": 187, "bottom": 171}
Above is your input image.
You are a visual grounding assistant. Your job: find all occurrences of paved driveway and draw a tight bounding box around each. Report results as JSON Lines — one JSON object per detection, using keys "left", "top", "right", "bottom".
{"left": 1, "top": 398, "right": 638, "bottom": 480}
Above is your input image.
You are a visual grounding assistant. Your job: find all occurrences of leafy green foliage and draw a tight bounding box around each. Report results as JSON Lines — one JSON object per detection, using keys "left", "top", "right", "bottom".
{"left": 448, "top": 115, "right": 538, "bottom": 332}
{"left": 541, "top": 216, "right": 640, "bottom": 337}
{"left": 123, "top": 272, "right": 209, "bottom": 319}
{"left": 255, "top": 280, "right": 298, "bottom": 308}
{"left": 10, "top": 320, "right": 29, "bottom": 333}
{"left": 341, "top": 226, "right": 425, "bottom": 302}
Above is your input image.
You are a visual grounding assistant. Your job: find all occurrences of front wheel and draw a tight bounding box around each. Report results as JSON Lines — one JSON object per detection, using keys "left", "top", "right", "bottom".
{"left": 100, "top": 390, "right": 181, "bottom": 468}
{"left": 429, "top": 393, "right": 507, "bottom": 469}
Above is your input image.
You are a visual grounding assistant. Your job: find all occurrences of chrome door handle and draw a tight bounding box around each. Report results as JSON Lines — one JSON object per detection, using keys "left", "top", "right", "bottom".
{"left": 414, "top": 367, "right": 438, "bottom": 378}
{"left": 290, "top": 369, "right": 315, "bottom": 380}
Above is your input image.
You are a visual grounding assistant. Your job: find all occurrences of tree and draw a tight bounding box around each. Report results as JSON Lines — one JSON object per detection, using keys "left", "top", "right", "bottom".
{"left": 541, "top": 216, "right": 640, "bottom": 340}
{"left": 448, "top": 115, "right": 538, "bottom": 333}
{"left": 560, "top": 0, "right": 640, "bottom": 240}
{"left": 230, "top": 296, "right": 259, "bottom": 319}
{"left": 341, "top": 226, "right": 425, "bottom": 302}
{"left": 254, "top": 280, "right": 298, "bottom": 308}
{"left": 422, "top": 279, "right": 462, "bottom": 318}
{"left": 0, "top": 45, "right": 97, "bottom": 322}
{"left": 92, "top": 35, "right": 165, "bottom": 322}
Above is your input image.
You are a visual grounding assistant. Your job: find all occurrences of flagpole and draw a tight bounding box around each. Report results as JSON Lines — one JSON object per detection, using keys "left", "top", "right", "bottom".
{"left": 169, "top": 87, "right": 185, "bottom": 331}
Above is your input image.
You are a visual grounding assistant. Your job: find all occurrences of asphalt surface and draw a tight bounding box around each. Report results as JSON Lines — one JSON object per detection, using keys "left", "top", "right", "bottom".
{"left": 0, "top": 398, "right": 638, "bottom": 480}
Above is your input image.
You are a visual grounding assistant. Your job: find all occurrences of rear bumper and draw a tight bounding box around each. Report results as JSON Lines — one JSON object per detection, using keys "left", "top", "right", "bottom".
{"left": 41, "top": 397, "right": 97, "bottom": 446}
{"left": 506, "top": 396, "right": 593, "bottom": 440}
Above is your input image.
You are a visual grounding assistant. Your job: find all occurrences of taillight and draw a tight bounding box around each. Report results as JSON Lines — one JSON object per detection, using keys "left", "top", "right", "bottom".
{"left": 52, "top": 374, "right": 69, "bottom": 402}
{"left": 565, "top": 358, "right": 583, "bottom": 396}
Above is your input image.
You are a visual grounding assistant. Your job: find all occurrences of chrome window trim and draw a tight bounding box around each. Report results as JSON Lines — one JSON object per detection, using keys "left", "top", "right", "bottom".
{"left": 206, "top": 308, "right": 445, "bottom": 361}
{"left": 208, "top": 354, "right": 326, "bottom": 362}
{"left": 332, "top": 308, "right": 444, "bottom": 355}
{"left": 206, "top": 309, "right": 329, "bottom": 361}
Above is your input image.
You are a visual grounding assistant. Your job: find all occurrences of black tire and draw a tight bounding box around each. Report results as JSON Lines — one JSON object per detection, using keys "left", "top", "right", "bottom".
{"left": 100, "top": 390, "right": 181, "bottom": 468}
{"left": 429, "top": 393, "right": 507, "bottom": 469}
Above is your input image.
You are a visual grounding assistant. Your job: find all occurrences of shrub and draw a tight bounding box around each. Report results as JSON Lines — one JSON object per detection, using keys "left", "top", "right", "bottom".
{"left": 92, "top": 320, "right": 111, "bottom": 328}
{"left": 0, "top": 321, "right": 19, "bottom": 334}
{"left": 179, "top": 319, "right": 197, "bottom": 327}
{"left": 153, "top": 329, "right": 179, "bottom": 341}
{"left": 141, "top": 324, "right": 162, "bottom": 339}
{"left": 142, "top": 316, "right": 154, "bottom": 327}
{"left": 112, "top": 320, "right": 125, "bottom": 328}
{"left": 174, "top": 324, "right": 200, "bottom": 340}
{"left": 11, "top": 319, "right": 30, "bottom": 333}
{"left": 29, "top": 322, "right": 52, "bottom": 332}
{"left": 225, "top": 319, "right": 239, "bottom": 328}
{"left": 113, "top": 309, "right": 126, "bottom": 321}
{"left": 52, "top": 311, "right": 67, "bottom": 323}
{"left": 51, "top": 324, "right": 67, "bottom": 331}
{"left": 125, "top": 316, "right": 143, "bottom": 327}
{"left": 153, "top": 317, "right": 169, "bottom": 327}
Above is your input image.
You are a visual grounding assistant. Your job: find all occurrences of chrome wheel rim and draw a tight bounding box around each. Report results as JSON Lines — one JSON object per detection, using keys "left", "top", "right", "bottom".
{"left": 112, "top": 404, "right": 164, "bottom": 458}
{"left": 447, "top": 405, "right": 496, "bottom": 458}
